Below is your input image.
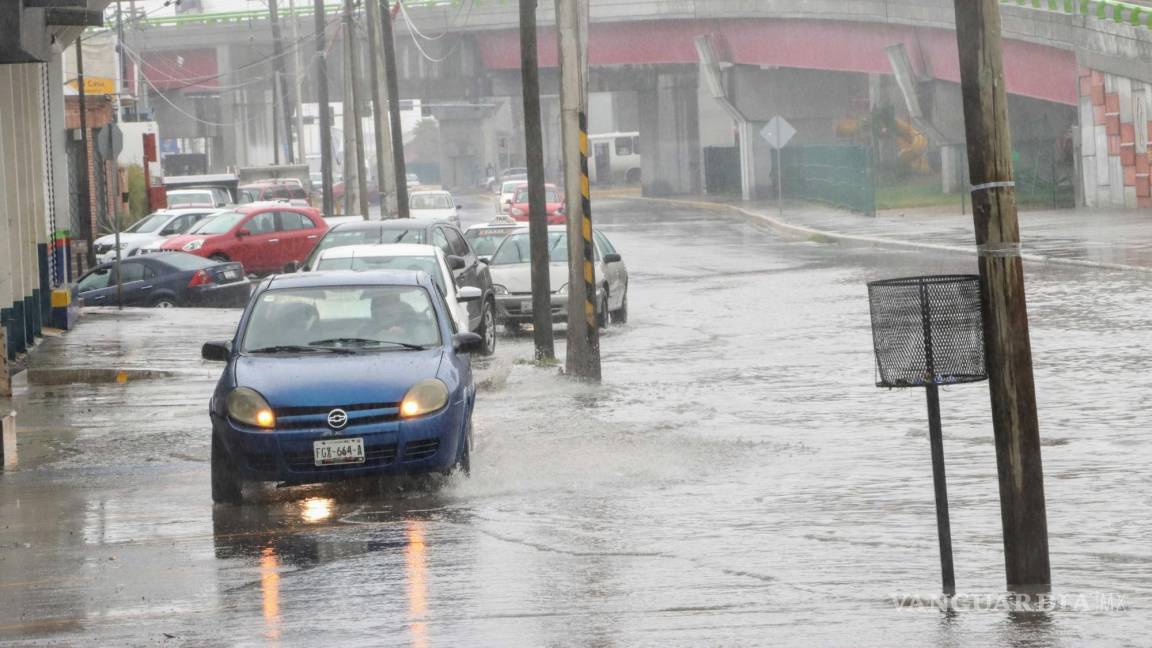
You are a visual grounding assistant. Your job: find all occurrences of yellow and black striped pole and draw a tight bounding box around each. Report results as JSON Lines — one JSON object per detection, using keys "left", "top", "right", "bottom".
{"left": 556, "top": 0, "right": 600, "bottom": 380}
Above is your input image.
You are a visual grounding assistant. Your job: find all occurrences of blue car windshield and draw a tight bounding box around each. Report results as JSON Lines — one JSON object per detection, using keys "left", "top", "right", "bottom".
{"left": 242, "top": 285, "right": 441, "bottom": 352}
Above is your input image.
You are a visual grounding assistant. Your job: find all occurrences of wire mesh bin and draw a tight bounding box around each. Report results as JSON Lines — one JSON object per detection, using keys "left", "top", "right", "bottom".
{"left": 867, "top": 275, "right": 987, "bottom": 388}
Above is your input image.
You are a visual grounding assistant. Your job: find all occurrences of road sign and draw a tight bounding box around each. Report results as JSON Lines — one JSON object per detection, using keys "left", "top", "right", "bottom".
{"left": 761, "top": 116, "right": 796, "bottom": 150}
{"left": 67, "top": 77, "right": 116, "bottom": 95}
{"left": 96, "top": 124, "right": 124, "bottom": 160}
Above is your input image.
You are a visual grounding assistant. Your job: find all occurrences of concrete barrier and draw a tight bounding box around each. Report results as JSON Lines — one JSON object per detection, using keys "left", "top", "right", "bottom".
{"left": 1, "top": 412, "right": 15, "bottom": 468}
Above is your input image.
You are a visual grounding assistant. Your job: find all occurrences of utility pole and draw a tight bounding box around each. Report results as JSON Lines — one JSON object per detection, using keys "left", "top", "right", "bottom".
{"left": 379, "top": 0, "right": 409, "bottom": 218}
{"left": 342, "top": 32, "right": 357, "bottom": 216}
{"left": 365, "top": 0, "right": 396, "bottom": 216}
{"left": 554, "top": 0, "right": 599, "bottom": 380}
{"left": 314, "top": 0, "right": 335, "bottom": 215}
{"left": 115, "top": 1, "right": 125, "bottom": 121}
{"left": 76, "top": 38, "right": 95, "bottom": 269}
{"left": 344, "top": 0, "right": 369, "bottom": 218}
{"left": 519, "top": 0, "right": 554, "bottom": 360}
{"left": 270, "top": 0, "right": 294, "bottom": 163}
{"left": 952, "top": 0, "right": 1051, "bottom": 592}
{"left": 288, "top": 0, "right": 307, "bottom": 164}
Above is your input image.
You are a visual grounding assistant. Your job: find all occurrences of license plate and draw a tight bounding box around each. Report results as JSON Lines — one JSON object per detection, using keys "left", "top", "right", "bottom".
{"left": 222, "top": 269, "right": 240, "bottom": 281}
{"left": 313, "top": 438, "right": 365, "bottom": 466}
{"left": 520, "top": 300, "right": 533, "bottom": 312}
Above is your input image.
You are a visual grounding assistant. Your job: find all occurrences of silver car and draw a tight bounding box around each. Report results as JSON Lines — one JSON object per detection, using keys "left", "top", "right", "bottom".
{"left": 487, "top": 226, "right": 628, "bottom": 331}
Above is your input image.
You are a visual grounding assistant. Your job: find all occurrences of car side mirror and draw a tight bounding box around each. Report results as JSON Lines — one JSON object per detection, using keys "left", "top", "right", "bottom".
{"left": 201, "top": 341, "right": 231, "bottom": 361}
{"left": 453, "top": 332, "right": 483, "bottom": 354}
{"left": 457, "top": 286, "right": 482, "bottom": 303}
{"left": 604, "top": 253, "right": 622, "bottom": 264}
{"left": 236, "top": 228, "right": 252, "bottom": 238}
{"left": 282, "top": 260, "right": 300, "bottom": 274}
{"left": 477, "top": 255, "right": 491, "bottom": 265}
{"left": 456, "top": 204, "right": 463, "bottom": 210}
{"left": 446, "top": 255, "right": 466, "bottom": 271}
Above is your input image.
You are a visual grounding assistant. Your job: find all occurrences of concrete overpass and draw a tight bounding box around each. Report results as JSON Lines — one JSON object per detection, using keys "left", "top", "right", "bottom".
{"left": 127, "top": 0, "right": 1152, "bottom": 206}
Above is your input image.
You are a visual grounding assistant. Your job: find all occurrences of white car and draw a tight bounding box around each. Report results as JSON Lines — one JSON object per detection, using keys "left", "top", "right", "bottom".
{"left": 310, "top": 244, "right": 482, "bottom": 339}
{"left": 497, "top": 179, "right": 529, "bottom": 214}
{"left": 93, "top": 208, "right": 219, "bottom": 263}
{"left": 408, "top": 190, "right": 461, "bottom": 225}
{"left": 166, "top": 188, "right": 230, "bottom": 209}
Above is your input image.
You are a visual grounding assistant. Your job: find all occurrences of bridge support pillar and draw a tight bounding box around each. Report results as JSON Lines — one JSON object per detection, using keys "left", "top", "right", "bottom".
{"left": 638, "top": 71, "right": 700, "bottom": 197}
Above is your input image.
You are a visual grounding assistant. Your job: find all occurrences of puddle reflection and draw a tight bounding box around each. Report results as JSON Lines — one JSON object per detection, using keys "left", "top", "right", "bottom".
{"left": 260, "top": 547, "right": 281, "bottom": 642}
{"left": 406, "top": 520, "right": 428, "bottom": 648}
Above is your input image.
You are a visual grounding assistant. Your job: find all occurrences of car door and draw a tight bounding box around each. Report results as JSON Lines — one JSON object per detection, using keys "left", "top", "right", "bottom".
{"left": 275, "top": 210, "right": 318, "bottom": 265}
{"left": 595, "top": 231, "right": 627, "bottom": 310}
{"left": 115, "top": 260, "right": 156, "bottom": 306}
{"left": 75, "top": 266, "right": 115, "bottom": 306}
{"left": 232, "top": 210, "right": 280, "bottom": 273}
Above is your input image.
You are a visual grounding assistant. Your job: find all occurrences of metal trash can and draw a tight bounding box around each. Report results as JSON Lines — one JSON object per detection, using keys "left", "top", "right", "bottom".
{"left": 867, "top": 274, "right": 986, "bottom": 388}
{"left": 865, "top": 274, "right": 987, "bottom": 596}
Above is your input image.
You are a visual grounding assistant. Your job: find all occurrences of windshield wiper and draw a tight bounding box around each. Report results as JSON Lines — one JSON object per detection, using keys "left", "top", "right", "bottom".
{"left": 310, "top": 337, "right": 428, "bottom": 351}
{"left": 247, "top": 345, "right": 354, "bottom": 355}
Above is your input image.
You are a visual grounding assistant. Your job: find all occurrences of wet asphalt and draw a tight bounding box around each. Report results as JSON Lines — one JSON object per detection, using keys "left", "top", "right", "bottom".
{"left": 1, "top": 194, "right": 1150, "bottom": 646}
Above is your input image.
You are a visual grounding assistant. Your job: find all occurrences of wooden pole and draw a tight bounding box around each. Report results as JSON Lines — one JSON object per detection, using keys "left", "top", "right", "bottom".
{"left": 364, "top": 0, "right": 395, "bottom": 215}
{"left": 378, "top": 0, "right": 410, "bottom": 219}
{"left": 519, "top": 0, "right": 555, "bottom": 360}
{"left": 952, "top": 0, "right": 1050, "bottom": 591}
{"left": 345, "top": 0, "right": 370, "bottom": 219}
{"left": 313, "top": 0, "right": 336, "bottom": 216}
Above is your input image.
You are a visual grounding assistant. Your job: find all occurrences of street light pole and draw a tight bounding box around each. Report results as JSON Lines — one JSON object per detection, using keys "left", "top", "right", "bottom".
{"left": 344, "top": 0, "right": 369, "bottom": 218}
{"left": 952, "top": 0, "right": 1051, "bottom": 592}
{"left": 364, "top": 0, "right": 396, "bottom": 216}
{"left": 519, "top": 0, "right": 555, "bottom": 361}
{"left": 270, "top": 0, "right": 294, "bottom": 163}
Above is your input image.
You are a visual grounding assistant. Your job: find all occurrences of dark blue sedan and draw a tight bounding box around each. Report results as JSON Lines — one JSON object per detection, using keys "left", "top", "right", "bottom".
{"left": 202, "top": 270, "right": 482, "bottom": 503}
{"left": 75, "top": 252, "right": 249, "bottom": 308}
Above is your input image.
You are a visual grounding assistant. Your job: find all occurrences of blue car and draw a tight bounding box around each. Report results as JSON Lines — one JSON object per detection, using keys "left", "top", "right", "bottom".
{"left": 202, "top": 270, "right": 483, "bottom": 503}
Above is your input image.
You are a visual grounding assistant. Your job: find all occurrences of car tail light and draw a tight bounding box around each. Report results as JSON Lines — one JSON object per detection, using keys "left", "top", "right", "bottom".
{"left": 188, "top": 269, "right": 213, "bottom": 287}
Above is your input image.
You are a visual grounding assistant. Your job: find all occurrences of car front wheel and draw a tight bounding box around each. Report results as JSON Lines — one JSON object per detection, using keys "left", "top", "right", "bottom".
{"left": 476, "top": 299, "right": 496, "bottom": 356}
{"left": 152, "top": 295, "right": 179, "bottom": 308}
{"left": 211, "top": 433, "right": 243, "bottom": 504}
{"left": 598, "top": 292, "right": 610, "bottom": 329}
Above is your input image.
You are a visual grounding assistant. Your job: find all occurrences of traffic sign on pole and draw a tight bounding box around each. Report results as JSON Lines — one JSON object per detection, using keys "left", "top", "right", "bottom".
{"left": 760, "top": 116, "right": 795, "bottom": 150}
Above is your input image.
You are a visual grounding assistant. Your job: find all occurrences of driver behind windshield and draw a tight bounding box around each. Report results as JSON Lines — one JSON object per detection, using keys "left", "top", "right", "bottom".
{"left": 359, "top": 292, "right": 436, "bottom": 344}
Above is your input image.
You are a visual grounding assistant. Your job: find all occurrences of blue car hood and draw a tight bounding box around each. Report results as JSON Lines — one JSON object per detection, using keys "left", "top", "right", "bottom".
{"left": 234, "top": 349, "right": 444, "bottom": 407}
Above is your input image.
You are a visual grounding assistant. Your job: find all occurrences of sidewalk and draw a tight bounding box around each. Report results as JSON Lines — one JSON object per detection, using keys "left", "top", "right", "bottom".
{"left": 635, "top": 195, "right": 1152, "bottom": 273}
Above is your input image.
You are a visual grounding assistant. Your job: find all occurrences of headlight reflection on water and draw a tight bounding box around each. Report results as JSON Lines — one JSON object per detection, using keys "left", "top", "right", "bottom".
{"left": 300, "top": 497, "right": 334, "bottom": 523}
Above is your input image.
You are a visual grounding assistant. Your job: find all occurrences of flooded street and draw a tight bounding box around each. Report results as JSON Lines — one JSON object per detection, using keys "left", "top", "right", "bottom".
{"left": 2, "top": 197, "right": 1150, "bottom": 646}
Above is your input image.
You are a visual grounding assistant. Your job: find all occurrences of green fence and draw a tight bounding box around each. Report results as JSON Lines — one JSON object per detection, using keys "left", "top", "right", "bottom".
{"left": 781, "top": 145, "right": 876, "bottom": 216}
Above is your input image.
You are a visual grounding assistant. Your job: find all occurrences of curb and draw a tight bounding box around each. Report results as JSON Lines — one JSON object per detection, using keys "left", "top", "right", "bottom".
{"left": 621, "top": 196, "right": 1152, "bottom": 276}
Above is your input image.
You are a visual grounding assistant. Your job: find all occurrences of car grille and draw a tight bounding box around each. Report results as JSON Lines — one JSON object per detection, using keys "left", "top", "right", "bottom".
{"left": 403, "top": 439, "right": 439, "bottom": 462}
{"left": 274, "top": 401, "right": 401, "bottom": 431}
{"left": 283, "top": 442, "right": 399, "bottom": 473}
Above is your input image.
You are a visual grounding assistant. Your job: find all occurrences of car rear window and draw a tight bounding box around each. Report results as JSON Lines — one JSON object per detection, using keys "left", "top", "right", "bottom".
{"left": 153, "top": 252, "right": 217, "bottom": 271}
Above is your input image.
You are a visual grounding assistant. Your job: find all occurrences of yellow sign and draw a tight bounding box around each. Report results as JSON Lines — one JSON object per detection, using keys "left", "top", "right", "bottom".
{"left": 66, "top": 77, "right": 117, "bottom": 95}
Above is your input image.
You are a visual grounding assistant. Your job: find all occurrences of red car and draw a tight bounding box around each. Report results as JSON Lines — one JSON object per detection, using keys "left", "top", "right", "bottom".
{"left": 160, "top": 204, "right": 328, "bottom": 274}
{"left": 507, "top": 183, "right": 566, "bottom": 225}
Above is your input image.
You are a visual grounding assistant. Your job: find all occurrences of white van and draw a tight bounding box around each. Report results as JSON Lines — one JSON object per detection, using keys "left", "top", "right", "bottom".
{"left": 588, "top": 132, "right": 641, "bottom": 185}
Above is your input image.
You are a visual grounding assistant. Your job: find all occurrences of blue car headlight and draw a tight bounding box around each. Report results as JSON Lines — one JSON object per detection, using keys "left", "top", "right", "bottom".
{"left": 400, "top": 379, "right": 449, "bottom": 418}
{"left": 227, "top": 387, "right": 276, "bottom": 429}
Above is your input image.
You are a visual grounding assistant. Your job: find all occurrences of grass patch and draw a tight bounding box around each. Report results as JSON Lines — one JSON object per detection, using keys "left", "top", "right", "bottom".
{"left": 513, "top": 356, "right": 561, "bottom": 368}
{"left": 876, "top": 183, "right": 964, "bottom": 210}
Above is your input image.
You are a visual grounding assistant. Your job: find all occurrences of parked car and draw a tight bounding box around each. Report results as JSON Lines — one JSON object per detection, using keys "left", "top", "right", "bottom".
{"left": 488, "top": 226, "right": 628, "bottom": 331}
{"left": 406, "top": 173, "right": 422, "bottom": 189}
{"left": 485, "top": 167, "right": 527, "bottom": 193}
{"left": 408, "top": 190, "right": 462, "bottom": 225}
{"left": 312, "top": 244, "right": 489, "bottom": 351}
{"left": 74, "top": 252, "right": 249, "bottom": 308}
{"left": 298, "top": 220, "right": 497, "bottom": 353}
{"left": 201, "top": 270, "right": 482, "bottom": 502}
{"left": 497, "top": 179, "right": 529, "bottom": 214}
{"left": 94, "top": 208, "right": 219, "bottom": 263}
{"left": 166, "top": 187, "right": 231, "bottom": 209}
{"left": 464, "top": 218, "right": 520, "bottom": 257}
{"left": 159, "top": 204, "right": 328, "bottom": 275}
{"left": 238, "top": 180, "right": 309, "bottom": 206}
{"left": 506, "top": 184, "right": 565, "bottom": 225}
